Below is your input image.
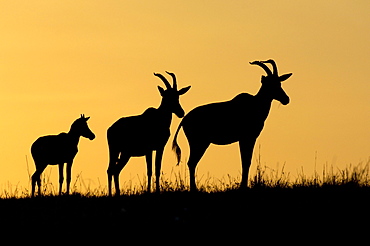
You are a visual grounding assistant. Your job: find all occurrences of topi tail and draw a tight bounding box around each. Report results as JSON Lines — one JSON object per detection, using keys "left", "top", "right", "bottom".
{"left": 172, "top": 121, "right": 183, "bottom": 165}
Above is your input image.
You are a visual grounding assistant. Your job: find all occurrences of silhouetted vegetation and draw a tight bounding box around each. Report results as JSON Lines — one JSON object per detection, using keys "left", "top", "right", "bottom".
{"left": 1, "top": 162, "right": 369, "bottom": 242}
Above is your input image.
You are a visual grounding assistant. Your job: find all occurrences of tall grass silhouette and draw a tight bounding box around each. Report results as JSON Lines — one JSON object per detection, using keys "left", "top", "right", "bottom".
{"left": 250, "top": 160, "right": 370, "bottom": 189}
{"left": 3, "top": 158, "right": 370, "bottom": 198}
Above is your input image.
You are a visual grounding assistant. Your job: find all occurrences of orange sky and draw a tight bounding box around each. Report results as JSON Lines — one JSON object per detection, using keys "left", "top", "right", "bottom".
{"left": 0, "top": 1, "right": 369, "bottom": 193}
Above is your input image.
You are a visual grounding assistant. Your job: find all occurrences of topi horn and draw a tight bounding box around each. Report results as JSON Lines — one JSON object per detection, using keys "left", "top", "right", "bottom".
{"left": 154, "top": 73, "right": 171, "bottom": 89}
{"left": 250, "top": 60, "right": 273, "bottom": 76}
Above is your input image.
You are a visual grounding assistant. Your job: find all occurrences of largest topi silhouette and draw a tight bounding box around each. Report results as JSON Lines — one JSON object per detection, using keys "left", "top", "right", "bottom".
{"left": 172, "top": 59, "right": 292, "bottom": 191}
{"left": 31, "top": 114, "right": 95, "bottom": 197}
{"left": 107, "top": 71, "right": 191, "bottom": 196}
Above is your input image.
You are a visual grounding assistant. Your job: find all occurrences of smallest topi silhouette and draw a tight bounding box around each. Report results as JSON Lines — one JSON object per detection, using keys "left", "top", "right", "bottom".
{"left": 30, "top": 114, "right": 95, "bottom": 197}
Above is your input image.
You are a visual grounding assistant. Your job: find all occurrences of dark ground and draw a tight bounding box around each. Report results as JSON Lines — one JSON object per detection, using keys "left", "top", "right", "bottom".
{"left": 1, "top": 188, "right": 369, "bottom": 243}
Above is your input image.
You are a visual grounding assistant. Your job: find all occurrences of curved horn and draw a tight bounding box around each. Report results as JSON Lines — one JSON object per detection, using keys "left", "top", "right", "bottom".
{"left": 166, "top": 71, "right": 177, "bottom": 90}
{"left": 250, "top": 61, "right": 272, "bottom": 76}
{"left": 154, "top": 73, "right": 171, "bottom": 89}
{"left": 262, "top": 59, "right": 278, "bottom": 76}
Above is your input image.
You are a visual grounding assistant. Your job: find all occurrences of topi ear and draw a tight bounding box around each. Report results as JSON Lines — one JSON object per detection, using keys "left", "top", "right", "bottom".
{"left": 80, "top": 114, "right": 90, "bottom": 121}
{"left": 157, "top": 86, "right": 165, "bottom": 96}
{"left": 279, "top": 73, "right": 292, "bottom": 82}
{"left": 178, "top": 86, "right": 191, "bottom": 95}
{"left": 260, "top": 75, "right": 267, "bottom": 83}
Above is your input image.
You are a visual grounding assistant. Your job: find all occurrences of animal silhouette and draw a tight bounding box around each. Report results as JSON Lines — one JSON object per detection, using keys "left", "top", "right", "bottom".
{"left": 31, "top": 114, "right": 95, "bottom": 197}
{"left": 172, "top": 59, "right": 292, "bottom": 191}
{"left": 107, "top": 71, "right": 191, "bottom": 196}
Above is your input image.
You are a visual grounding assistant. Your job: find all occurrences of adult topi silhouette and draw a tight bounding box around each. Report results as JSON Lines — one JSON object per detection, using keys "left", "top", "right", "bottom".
{"left": 172, "top": 59, "right": 292, "bottom": 191}
{"left": 107, "top": 72, "right": 191, "bottom": 196}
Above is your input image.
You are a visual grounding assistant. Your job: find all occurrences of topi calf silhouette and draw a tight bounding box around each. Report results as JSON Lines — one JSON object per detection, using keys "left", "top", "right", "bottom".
{"left": 31, "top": 114, "right": 95, "bottom": 197}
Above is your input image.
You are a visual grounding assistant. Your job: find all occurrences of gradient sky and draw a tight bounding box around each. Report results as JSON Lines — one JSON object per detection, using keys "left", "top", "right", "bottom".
{"left": 0, "top": 1, "right": 369, "bottom": 193}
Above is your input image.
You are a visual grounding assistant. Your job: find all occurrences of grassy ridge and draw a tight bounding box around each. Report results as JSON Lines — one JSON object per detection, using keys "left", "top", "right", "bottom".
{"left": 1, "top": 162, "right": 369, "bottom": 242}
{"left": 2, "top": 186, "right": 369, "bottom": 242}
